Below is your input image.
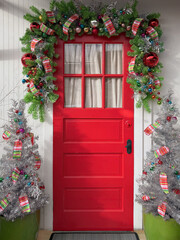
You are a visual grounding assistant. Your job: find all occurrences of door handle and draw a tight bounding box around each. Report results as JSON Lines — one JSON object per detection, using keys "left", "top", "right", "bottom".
{"left": 125, "top": 139, "right": 132, "bottom": 154}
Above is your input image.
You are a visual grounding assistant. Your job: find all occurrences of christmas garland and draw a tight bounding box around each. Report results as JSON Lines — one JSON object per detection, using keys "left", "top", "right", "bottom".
{"left": 20, "top": 0, "right": 164, "bottom": 121}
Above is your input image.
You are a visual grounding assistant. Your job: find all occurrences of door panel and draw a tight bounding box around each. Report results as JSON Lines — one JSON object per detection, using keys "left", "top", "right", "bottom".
{"left": 53, "top": 34, "right": 134, "bottom": 231}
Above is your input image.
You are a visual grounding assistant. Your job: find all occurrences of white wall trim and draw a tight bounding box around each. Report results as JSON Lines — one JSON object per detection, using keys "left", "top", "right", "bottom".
{"left": 133, "top": 104, "right": 143, "bottom": 229}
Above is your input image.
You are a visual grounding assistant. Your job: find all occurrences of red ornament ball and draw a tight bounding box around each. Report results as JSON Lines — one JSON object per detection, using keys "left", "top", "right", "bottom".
{"left": 143, "top": 52, "right": 159, "bottom": 68}
{"left": 15, "top": 110, "right": 19, "bottom": 113}
{"left": 167, "top": 116, "right": 171, "bottom": 122}
{"left": 173, "top": 189, "right": 180, "bottom": 195}
{"left": 16, "top": 129, "right": 20, "bottom": 134}
{"left": 92, "top": 28, "right": 98, "bottom": 35}
{"left": 21, "top": 53, "right": 36, "bottom": 67}
{"left": 30, "top": 22, "right": 40, "bottom": 31}
{"left": 149, "top": 18, "right": 159, "bottom": 28}
{"left": 158, "top": 160, "right": 163, "bottom": 165}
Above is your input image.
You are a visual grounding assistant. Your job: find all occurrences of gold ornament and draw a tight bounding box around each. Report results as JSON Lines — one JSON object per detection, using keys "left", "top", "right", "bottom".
{"left": 39, "top": 15, "right": 43, "bottom": 21}
{"left": 84, "top": 27, "right": 89, "bottom": 33}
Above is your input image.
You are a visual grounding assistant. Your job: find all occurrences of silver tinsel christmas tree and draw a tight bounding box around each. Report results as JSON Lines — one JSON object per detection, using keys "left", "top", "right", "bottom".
{"left": 0, "top": 100, "right": 49, "bottom": 221}
{"left": 136, "top": 93, "right": 180, "bottom": 224}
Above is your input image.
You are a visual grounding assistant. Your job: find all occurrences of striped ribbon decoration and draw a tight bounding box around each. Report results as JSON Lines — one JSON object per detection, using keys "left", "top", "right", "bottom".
{"left": 2, "top": 130, "right": 11, "bottom": 140}
{"left": 102, "top": 16, "right": 116, "bottom": 35}
{"left": 0, "top": 194, "right": 10, "bottom": 213}
{"left": 13, "top": 140, "right": 22, "bottom": 160}
{"left": 154, "top": 78, "right": 161, "bottom": 86}
{"left": 146, "top": 26, "right": 158, "bottom": 39}
{"left": 132, "top": 18, "right": 143, "bottom": 36}
{"left": 34, "top": 155, "right": 41, "bottom": 170}
{"left": 158, "top": 201, "right": 167, "bottom": 217}
{"left": 25, "top": 133, "right": 34, "bottom": 145}
{"left": 154, "top": 146, "right": 169, "bottom": 158}
{"left": 43, "top": 57, "right": 52, "bottom": 73}
{"left": 12, "top": 167, "right": 20, "bottom": 184}
{"left": 30, "top": 81, "right": 39, "bottom": 96}
{"left": 160, "top": 172, "right": 169, "bottom": 194}
{"left": 30, "top": 38, "right": 42, "bottom": 52}
{"left": 144, "top": 120, "right": 161, "bottom": 136}
{"left": 19, "top": 195, "right": 31, "bottom": 213}
{"left": 142, "top": 195, "right": 150, "bottom": 201}
{"left": 40, "top": 23, "right": 55, "bottom": 35}
{"left": 63, "top": 14, "right": 79, "bottom": 35}
{"left": 128, "top": 56, "right": 136, "bottom": 74}
{"left": 142, "top": 195, "right": 156, "bottom": 201}
{"left": 46, "top": 11, "right": 56, "bottom": 23}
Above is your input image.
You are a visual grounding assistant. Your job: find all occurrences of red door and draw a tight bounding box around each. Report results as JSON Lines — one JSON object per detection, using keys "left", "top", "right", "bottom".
{"left": 53, "top": 34, "right": 134, "bottom": 231}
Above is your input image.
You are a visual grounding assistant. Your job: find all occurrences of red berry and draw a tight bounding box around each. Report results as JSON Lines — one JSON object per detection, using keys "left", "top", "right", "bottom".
{"left": 167, "top": 99, "right": 169, "bottom": 102}
{"left": 157, "top": 92, "right": 160, "bottom": 95}
{"left": 15, "top": 110, "right": 19, "bottom": 113}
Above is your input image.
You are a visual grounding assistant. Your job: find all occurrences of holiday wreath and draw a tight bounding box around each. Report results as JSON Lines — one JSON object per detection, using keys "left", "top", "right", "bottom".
{"left": 20, "top": 0, "right": 164, "bottom": 122}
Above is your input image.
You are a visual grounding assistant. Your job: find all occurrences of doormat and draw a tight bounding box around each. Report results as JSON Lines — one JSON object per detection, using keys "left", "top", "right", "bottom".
{"left": 49, "top": 232, "right": 140, "bottom": 240}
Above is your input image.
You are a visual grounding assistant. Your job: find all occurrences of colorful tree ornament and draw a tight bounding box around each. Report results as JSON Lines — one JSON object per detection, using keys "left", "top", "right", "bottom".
{"left": 158, "top": 202, "right": 167, "bottom": 217}
{"left": 30, "top": 22, "right": 40, "bottom": 31}
{"left": 90, "top": 20, "right": 99, "bottom": 28}
{"left": 143, "top": 52, "right": 159, "bottom": 67}
{"left": 149, "top": 18, "right": 159, "bottom": 28}
{"left": 21, "top": 53, "right": 36, "bottom": 67}
{"left": 92, "top": 28, "right": 98, "bottom": 35}
{"left": 75, "top": 27, "right": 81, "bottom": 33}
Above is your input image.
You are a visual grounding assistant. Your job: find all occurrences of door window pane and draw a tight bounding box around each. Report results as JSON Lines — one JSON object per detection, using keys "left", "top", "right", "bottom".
{"left": 64, "top": 78, "right": 81, "bottom": 108}
{"left": 64, "top": 44, "right": 82, "bottom": 74}
{"left": 85, "top": 78, "right": 102, "bottom": 108}
{"left": 105, "top": 44, "right": 123, "bottom": 74}
{"left": 105, "top": 78, "right": 122, "bottom": 108}
{"left": 85, "top": 44, "right": 102, "bottom": 74}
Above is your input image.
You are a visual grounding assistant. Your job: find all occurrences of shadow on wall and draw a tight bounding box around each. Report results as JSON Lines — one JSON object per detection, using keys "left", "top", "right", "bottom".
{"left": 0, "top": 0, "right": 26, "bottom": 16}
{"left": 0, "top": 49, "right": 22, "bottom": 60}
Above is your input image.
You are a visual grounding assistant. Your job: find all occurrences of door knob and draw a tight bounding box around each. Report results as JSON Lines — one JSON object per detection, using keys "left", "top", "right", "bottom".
{"left": 125, "top": 139, "right": 132, "bottom": 154}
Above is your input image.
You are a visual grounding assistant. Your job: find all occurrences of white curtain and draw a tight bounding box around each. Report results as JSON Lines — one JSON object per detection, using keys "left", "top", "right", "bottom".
{"left": 105, "top": 44, "right": 122, "bottom": 108}
{"left": 64, "top": 43, "right": 122, "bottom": 108}
{"left": 85, "top": 44, "right": 102, "bottom": 108}
{"left": 64, "top": 44, "right": 82, "bottom": 107}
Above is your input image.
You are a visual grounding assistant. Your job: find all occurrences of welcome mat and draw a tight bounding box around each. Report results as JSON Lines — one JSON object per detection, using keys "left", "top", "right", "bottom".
{"left": 49, "top": 232, "right": 140, "bottom": 240}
